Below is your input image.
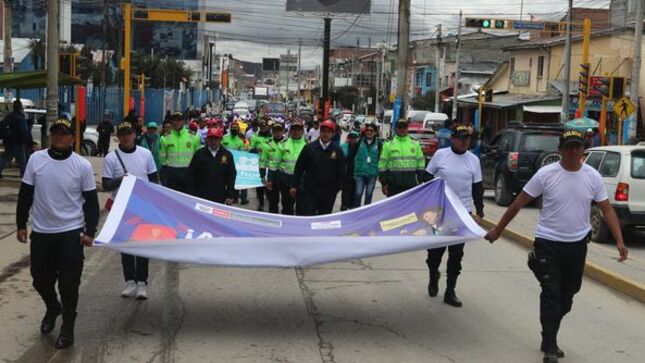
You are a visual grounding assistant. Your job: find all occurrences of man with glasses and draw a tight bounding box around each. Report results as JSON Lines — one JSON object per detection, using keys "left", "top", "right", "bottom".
{"left": 378, "top": 119, "right": 426, "bottom": 197}
{"left": 425, "top": 124, "right": 484, "bottom": 308}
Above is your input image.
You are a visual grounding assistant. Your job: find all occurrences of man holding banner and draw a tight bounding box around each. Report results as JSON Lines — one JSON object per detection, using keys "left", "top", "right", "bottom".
{"left": 188, "top": 128, "right": 236, "bottom": 205}
{"left": 249, "top": 119, "right": 272, "bottom": 211}
{"left": 262, "top": 122, "right": 286, "bottom": 214}
{"left": 271, "top": 120, "right": 307, "bottom": 215}
{"left": 223, "top": 121, "right": 249, "bottom": 205}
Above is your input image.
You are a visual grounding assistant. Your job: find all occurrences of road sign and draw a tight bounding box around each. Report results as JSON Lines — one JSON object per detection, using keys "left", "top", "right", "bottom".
{"left": 614, "top": 97, "right": 636, "bottom": 120}
{"left": 512, "top": 21, "right": 545, "bottom": 30}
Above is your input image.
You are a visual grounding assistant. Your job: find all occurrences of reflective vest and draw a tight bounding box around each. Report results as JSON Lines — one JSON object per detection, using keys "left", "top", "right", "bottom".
{"left": 259, "top": 137, "right": 282, "bottom": 172}
{"left": 250, "top": 133, "right": 271, "bottom": 153}
{"left": 378, "top": 135, "right": 425, "bottom": 188}
{"left": 275, "top": 137, "right": 307, "bottom": 175}
{"left": 222, "top": 134, "right": 247, "bottom": 151}
{"left": 160, "top": 128, "right": 200, "bottom": 168}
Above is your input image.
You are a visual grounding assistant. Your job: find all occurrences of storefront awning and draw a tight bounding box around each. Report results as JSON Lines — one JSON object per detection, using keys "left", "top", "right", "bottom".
{"left": 523, "top": 105, "right": 562, "bottom": 114}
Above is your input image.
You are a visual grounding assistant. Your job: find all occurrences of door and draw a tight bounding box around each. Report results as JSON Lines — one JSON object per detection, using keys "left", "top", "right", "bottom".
{"left": 628, "top": 150, "right": 645, "bottom": 212}
{"left": 481, "top": 133, "right": 505, "bottom": 188}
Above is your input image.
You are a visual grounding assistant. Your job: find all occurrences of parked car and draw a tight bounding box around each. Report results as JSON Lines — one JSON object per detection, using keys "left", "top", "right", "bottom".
{"left": 30, "top": 119, "right": 100, "bottom": 156}
{"left": 584, "top": 146, "right": 645, "bottom": 243}
{"left": 408, "top": 128, "right": 438, "bottom": 163}
{"left": 422, "top": 112, "right": 449, "bottom": 131}
{"left": 481, "top": 123, "right": 563, "bottom": 206}
{"left": 406, "top": 110, "right": 429, "bottom": 129}
{"left": 262, "top": 102, "right": 287, "bottom": 119}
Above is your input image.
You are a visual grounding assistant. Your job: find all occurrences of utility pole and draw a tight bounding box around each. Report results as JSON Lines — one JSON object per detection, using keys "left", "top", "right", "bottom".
{"left": 122, "top": 2, "right": 132, "bottom": 117}
{"left": 321, "top": 17, "right": 331, "bottom": 120}
{"left": 631, "top": 0, "right": 643, "bottom": 106}
{"left": 375, "top": 45, "right": 382, "bottom": 116}
{"left": 297, "top": 38, "right": 302, "bottom": 113}
{"left": 45, "top": 0, "right": 59, "bottom": 148}
{"left": 395, "top": 0, "right": 410, "bottom": 119}
{"left": 3, "top": 0, "right": 13, "bottom": 73}
{"left": 451, "top": 10, "right": 462, "bottom": 121}
{"left": 286, "top": 49, "right": 291, "bottom": 101}
{"left": 101, "top": 0, "right": 108, "bottom": 86}
{"left": 434, "top": 24, "right": 442, "bottom": 113}
{"left": 561, "top": 0, "right": 573, "bottom": 122}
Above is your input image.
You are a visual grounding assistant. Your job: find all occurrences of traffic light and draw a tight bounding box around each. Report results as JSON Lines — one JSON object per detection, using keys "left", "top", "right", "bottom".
{"left": 484, "top": 88, "right": 493, "bottom": 102}
{"left": 59, "top": 53, "right": 78, "bottom": 78}
{"left": 465, "top": 18, "right": 491, "bottom": 28}
{"left": 611, "top": 77, "right": 625, "bottom": 99}
{"left": 578, "top": 63, "right": 590, "bottom": 96}
{"left": 598, "top": 77, "right": 611, "bottom": 98}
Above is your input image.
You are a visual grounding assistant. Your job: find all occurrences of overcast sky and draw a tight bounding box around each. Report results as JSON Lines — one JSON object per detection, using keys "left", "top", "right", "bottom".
{"left": 201, "top": 0, "right": 609, "bottom": 68}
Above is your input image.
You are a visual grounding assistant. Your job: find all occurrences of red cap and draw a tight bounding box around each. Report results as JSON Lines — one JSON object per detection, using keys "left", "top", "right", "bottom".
{"left": 320, "top": 120, "right": 335, "bottom": 131}
{"left": 189, "top": 121, "right": 199, "bottom": 131}
{"left": 206, "top": 128, "right": 223, "bottom": 139}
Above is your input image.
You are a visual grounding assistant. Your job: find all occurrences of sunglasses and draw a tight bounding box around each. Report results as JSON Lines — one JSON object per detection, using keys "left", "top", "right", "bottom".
{"left": 453, "top": 134, "right": 471, "bottom": 141}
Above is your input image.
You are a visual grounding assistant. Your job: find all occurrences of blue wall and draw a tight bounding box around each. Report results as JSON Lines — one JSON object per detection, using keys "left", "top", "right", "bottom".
{"left": 414, "top": 66, "right": 437, "bottom": 96}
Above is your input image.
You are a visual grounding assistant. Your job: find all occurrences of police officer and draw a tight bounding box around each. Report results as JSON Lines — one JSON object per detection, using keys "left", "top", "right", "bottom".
{"left": 102, "top": 122, "right": 159, "bottom": 300}
{"left": 425, "top": 124, "right": 484, "bottom": 307}
{"left": 292, "top": 120, "right": 345, "bottom": 215}
{"left": 16, "top": 119, "right": 99, "bottom": 349}
{"left": 188, "top": 128, "right": 236, "bottom": 204}
{"left": 262, "top": 122, "right": 286, "bottom": 214}
{"left": 160, "top": 113, "right": 200, "bottom": 192}
{"left": 271, "top": 120, "right": 307, "bottom": 215}
{"left": 222, "top": 121, "right": 249, "bottom": 204}
{"left": 378, "top": 119, "right": 426, "bottom": 197}
{"left": 485, "top": 129, "right": 628, "bottom": 363}
{"left": 249, "top": 119, "right": 272, "bottom": 211}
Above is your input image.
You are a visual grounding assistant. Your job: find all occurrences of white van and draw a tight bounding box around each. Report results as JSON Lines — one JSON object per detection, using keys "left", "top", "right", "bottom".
{"left": 422, "top": 112, "right": 449, "bottom": 130}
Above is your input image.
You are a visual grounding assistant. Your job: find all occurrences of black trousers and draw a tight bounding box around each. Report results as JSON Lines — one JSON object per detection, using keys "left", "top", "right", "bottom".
{"left": 98, "top": 138, "right": 110, "bottom": 157}
{"left": 30, "top": 229, "right": 84, "bottom": 334}
{"left": 532, "top": 238, "right": 587, "bottom": 350}
{"left": 268, "top": 183, "right": 281, "bottom": 214}
{"left": 256, "top": 187, "right": 266, "bottom": 207}
{"left": 121, "top": 253, "right": 149, "bottom": 284}
{"left": 301, "top": 192, "right": 337, "bottom": 216}
{"left": 280, "top": 184, "right": 296, "bottom": 215}
{"left": 426, "top": 243, "right": 465, "bottom": 289}
{"left": 162, "top": 166, "right": 191, "bottom": 193}
{"left": 341, "top": 177, "right": 355, "bottom": 209}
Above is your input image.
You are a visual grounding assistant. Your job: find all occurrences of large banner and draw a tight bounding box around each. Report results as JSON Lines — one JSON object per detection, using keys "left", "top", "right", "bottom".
{"left": 286, "top": 0, "right": 371, "bottom": 13}
{"left": 96, "top": 176, "right": 485, "bottom": 267}
{"left": 231, "top": 150, "right": 263, "bottom": 189}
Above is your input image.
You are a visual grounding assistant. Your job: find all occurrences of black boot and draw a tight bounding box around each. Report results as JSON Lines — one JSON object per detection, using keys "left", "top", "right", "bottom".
{"left": 427, "top": 271, "right": 440, "bottom": 297}
{"left": 40, "top": 306, "right": 61, "bottom": 335}
{"left": 443, "top": 289, "right": 462, "bottom": 307}
{"left": 541, "top": 341, "right": 565, "bottom": 358}
{"left": 541, "top": 329, "right": 564, "bottom": 358}
{"left": 542, "top": 351, "right": 559, "bottom": 363}
{"left": 55, "top": 312, "right": 76, "bottom": 349}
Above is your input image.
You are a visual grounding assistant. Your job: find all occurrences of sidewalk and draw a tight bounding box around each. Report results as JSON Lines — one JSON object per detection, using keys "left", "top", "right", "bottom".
{"left": 482, "top": 192, "right": 645, "bottom": 294}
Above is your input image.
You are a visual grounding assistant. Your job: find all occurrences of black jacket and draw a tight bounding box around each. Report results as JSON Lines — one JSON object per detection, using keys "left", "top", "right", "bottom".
{"left": 188, "top": 146, "right": 237, "bottom": 204}
{"left": 1, "top": 110, "right": 29, "bottom": 145}
{"left": 293, "top": 140, "right": 345, "bottom": 195}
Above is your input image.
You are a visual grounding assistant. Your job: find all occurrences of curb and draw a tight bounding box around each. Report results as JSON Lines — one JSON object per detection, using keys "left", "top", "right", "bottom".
{"left": 481, "top": 219, "right": 645, "bottom": 304}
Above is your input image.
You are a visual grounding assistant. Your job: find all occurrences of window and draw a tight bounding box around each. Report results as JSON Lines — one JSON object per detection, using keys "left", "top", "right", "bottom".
{"left": 537, "top": 56, "right": 545, "bottom": 78}
{"left": 585, "top": 151, "right": 605, "bottom": 170}
{"left": 510, "top": 57, "right": 515, "bottom": 75}
{"left": 631, "top": 151, "right": 645, "bottom": 179}
{"left": 521, "top": 133, "right": 560, "bottom": 152}
{"left": 416, "top": 71, "right": 423, "bottom": 87}
{"left": 598, "top": 152, "right": 621, "bottom": 177}
{"left": 426, "top": 72, "right": 434, "bottom": 88}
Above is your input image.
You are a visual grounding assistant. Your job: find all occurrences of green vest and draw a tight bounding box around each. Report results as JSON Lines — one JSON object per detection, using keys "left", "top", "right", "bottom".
{"left": 222, "top": 134, "right": 246, "bottom": 151}
{"left": 378, "top": 135, "right": 425, "bottom": 188}
{"left": 260, "top": 137, "right": 283, "bottom": 171}
{"left": 160, "top": 128, "right": 200, "bottom": 168}
{"left": 250, "top": 133, "right": 271, "bottom": 153}
{"left": 276, "top": 137, "right": 307, "bottom": 175}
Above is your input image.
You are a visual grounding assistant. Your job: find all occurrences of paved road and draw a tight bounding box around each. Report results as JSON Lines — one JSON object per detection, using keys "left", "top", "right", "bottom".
{"left": 482, "top": 192, "right": 645, "bottom": 286}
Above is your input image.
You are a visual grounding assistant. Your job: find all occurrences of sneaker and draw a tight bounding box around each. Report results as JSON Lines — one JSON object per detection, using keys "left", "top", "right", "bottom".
{"left": 121, "top": 280, "right": 137, "bottom": 297}
{"left": 136, "top": 282, "right": 148, "bottom": 300}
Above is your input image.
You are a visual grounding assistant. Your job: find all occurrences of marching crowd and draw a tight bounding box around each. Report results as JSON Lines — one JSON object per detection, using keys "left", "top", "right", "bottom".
{"left": 4, "top": 105, "right": 630, "bottom": 363}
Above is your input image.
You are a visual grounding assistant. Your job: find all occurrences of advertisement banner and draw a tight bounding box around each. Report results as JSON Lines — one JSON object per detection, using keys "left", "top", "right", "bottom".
{"left": 286, "top": 0, "right": 371, "bottom": 14}
{"left": 96, "top": 176, "right": 485, "bottom": 267}
{"left": 231, "top": 150, "right": 263, "bottom": 189}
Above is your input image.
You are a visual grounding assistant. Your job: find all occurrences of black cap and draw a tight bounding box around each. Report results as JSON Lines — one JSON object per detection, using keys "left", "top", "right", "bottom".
{"left": 49, "top": 119, "right": 74, "bottom": 135}
{"left": 117, "top": 121, "right": 134, "bottom": 134}
{"left": 258, "top": 119, "right": 268, "bottom": 127}
{"left": 559, "top": 129, "right": 585, "bottom": 147}
{"left": 171, "top": 112, "right": 184, "bottom": 121}
{"left": 271, "top": 122, "right": 284, "bottom": 130}
{"left": 451, "top": 124, "right": 472, "bottom": 137}
{"left": 396, "top": 119, "right": 409, "bottom": 128}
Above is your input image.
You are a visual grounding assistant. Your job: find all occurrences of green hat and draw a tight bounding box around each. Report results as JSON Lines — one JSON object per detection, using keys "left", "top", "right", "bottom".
{"left": 348, "top": 130, "right": 359, "bottom": 138}
{"left": 147, "top": 122, "right": 159, "bottom": 129}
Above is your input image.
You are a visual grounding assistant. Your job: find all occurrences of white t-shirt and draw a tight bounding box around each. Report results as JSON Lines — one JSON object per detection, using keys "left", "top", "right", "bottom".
{"left": 23, "top": 150, "right": 96, "bottom": 233}
{"left": 523, "top": 162, "right": 608, "bottom": 242}
{"left": 426, "top": 148, "right": 482, "bottom": 212}
{"left": 307, "top": 128, "right": 320, "bottom": 142}
{"left": 103, "top": 146, "right": 157, "bottom": 181}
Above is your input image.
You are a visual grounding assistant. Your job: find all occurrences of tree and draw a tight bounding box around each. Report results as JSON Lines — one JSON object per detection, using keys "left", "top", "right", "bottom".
{"left": 130, "top": 51, "right": 193, "bottom": 89}
{"left": 410, "top": 92, "right": 436, "bottom": 111}
{"left": 28, "top": 39, "right": 45, "bottom": 70}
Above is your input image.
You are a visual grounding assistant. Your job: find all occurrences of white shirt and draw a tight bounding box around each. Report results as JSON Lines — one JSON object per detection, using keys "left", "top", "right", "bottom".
{"left": 103, "top": 146, "right": 157, "bottom": 181}
{"left": 319, "top": 139, "right": 331, "bottom": 150}
{"left": 23, "top": 150, "right": 96, "bottom": 233}
{"left": 208, "top": 147, "right": 220, "bottom": 157}
{"left": 426, "top": 148, "right": 482, "bottom": 212}
{"left": 523, "top": 162, "right": 608, "bottom": 242}
{"left": 307, "top": 128, "right": 320, "bottom": 142}
{"left": 245, "top": 128, "right": 256, "bottom": 140}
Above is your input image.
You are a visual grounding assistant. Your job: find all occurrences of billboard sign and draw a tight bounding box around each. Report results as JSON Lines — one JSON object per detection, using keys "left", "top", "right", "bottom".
{"left": 263, "top": 58, "right": 280, "bottom": 72}
{"left": 286, "top": 0, "right": 371, "bottom": 14}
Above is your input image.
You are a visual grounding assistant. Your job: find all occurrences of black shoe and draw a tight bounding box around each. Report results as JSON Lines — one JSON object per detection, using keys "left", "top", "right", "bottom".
{"left": 443, "top": 290, "right": 462, "bottom": 307}
{"left": 54, "top": 334, "right": 74, "bottom": 349}
{"left": 543, "top": 351, "right": 559, "bottom": 363}
{"left": 541, "top": 342, "right": 565, "bottom": 358}
{"left": 241, "top": 199, "right": 249, "bottom": 205}
{"left": 428, "top": 272, "right": 440, "bottom": 297}
{"left": 40, "top": 310, "right": 61, "bottom": 335}
{"left": 257, "top": 204, "right": 264, "bottom": 211}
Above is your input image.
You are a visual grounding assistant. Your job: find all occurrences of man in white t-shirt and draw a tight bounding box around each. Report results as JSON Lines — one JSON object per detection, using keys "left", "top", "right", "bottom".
{"left": 425, "top": 124, "right": 484, "bottom": 307}
{"left": 306, "top": 120, "right": 320, "bottom": 143}
{"left": 485, "top": 129, "right": 628, "bottom": 363}
{"left": 102, "top": 122, "right": 158, "bottom": 300}
{"left": 16, "top": 119, "right": 100, "bottom": 349}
